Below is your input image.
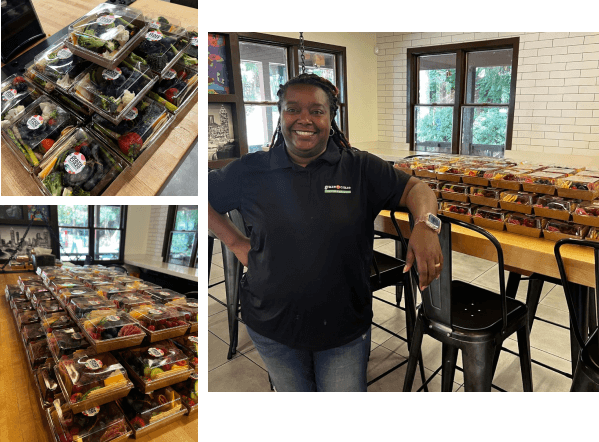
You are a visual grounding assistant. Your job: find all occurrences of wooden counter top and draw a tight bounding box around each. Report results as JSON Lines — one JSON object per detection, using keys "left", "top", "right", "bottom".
{"left": 1, "top": 0, "right": 198, "bottom": 196}
{"left": 376, "top": 210, "right": 595, "bottom": 288}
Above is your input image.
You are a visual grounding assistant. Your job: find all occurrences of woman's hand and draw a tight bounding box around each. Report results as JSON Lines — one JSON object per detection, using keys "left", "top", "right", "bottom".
{"left": 403, "top": 221, "right": 443, "bottom": 291}
{"left": 230, "top": 237, "right": 251, "bottom": 267}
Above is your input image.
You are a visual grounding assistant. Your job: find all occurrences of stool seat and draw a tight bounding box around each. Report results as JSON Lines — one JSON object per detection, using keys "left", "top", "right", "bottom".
{"left": 370, "top": 250, "right": 406, "bottom": 291}
{"left": 451, "top": 281, "right": 528, "bottom": 333}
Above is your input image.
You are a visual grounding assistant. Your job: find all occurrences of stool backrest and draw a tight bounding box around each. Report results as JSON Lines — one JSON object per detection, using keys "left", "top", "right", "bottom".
{"left": 399, "top": 213, "right": 508, "bottom": 332}
{"left": 554, "top": 238, "right": 599, "bottom": 349}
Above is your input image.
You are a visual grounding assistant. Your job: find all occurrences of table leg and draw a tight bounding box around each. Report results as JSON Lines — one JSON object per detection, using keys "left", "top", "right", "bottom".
{"left": 506, "top": 272, "right": 521, "bottom": 299}
{"left": 525, "top": 276, "right": 545, "bottom": 332}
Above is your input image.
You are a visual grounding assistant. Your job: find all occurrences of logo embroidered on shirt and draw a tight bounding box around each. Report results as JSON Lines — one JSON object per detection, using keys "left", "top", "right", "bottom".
{"left": 324, "top": 185, "right": 351, "bottom": 194}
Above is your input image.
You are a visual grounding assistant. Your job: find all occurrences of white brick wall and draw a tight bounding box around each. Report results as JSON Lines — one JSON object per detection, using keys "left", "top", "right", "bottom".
{"left": 145, "top": 206, "right": 169, "bottom": 259}
{"left": 376, "top": 32, "right": 599, "bottom": 156}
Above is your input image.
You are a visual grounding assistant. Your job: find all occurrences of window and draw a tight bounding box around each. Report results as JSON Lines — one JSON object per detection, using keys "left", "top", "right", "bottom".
{"left": 163, "top": 205, "right": 198, "bottom": 268}
{"left": 57, "top": 205, "right": 126, "bottom": 263}
{"left": 407, "top": 38, "right": 519, "bottom": 157}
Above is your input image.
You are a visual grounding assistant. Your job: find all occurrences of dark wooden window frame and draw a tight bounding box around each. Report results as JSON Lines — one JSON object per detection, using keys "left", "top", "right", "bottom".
{"left": 57, "top": 205, "right": 127, "bottom": 265}
{"left": 406, "top": 37, "right": 519, "bottom": 154}
{"left": 208, "top": 32, "right": 348, "bottom": 169}
{"left": 162, "top": 205, "right": 198, "bottom": 268}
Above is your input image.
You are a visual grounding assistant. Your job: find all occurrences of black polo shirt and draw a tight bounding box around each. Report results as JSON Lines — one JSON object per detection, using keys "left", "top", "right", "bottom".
{"left": 208, "top": 138, "right": 411, "bottom": 351}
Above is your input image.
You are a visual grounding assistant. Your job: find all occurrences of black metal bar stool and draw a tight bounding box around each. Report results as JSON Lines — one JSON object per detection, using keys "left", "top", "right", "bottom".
{"left": 403, "top": 215, "right": 533, "bottom": 392}
{"left": 554, "top": 238, "right": 599, "bottom": 391}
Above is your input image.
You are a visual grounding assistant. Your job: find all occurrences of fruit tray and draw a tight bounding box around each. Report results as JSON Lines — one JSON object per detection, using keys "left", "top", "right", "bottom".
{"left": 42, "top": 312, "right": 77, "bottom": 335}
{"left": 146, "top": 288, "right": 186, "bottom": 305}
{"left": 435, "top": 164, "right": 465, "bottom": 182}
{"left": 110, "top": 293, "right": 155, "bottom": 312}
{"left": 111, "top": 275, "right": 142, "bottom": 284}
{"left": 50, "top": 279, "right": 89, "bottom": 294}
{"left": 462, "top": 166, "right": 502, "bottom": 186}
{"left": 171, "top": 372, "right": 198, "bottom": 414}
{"left": 120, "top": 387, "right": 185, "bottom": 438}
{"left": 572, "top": 201, "right": 599, "bottom": 227}
{"left": 31, "top": 290, "right": 55, "bottom": 308}
{"left": 56, "top": 287, "right": 98, "bottom": 306}
{"left": 118, "top": 341, "right": 192, "bottom": 393}
{"left": 543, "top": 166, "right": 583, "bottom": 176}
{"left": 575, "top": 169, "right": 599, "bottom": 178}
{"left": 468, "top": 186, "right": 502, "bottom": 208}
{"left": 521, "top": 171, "right": 567, "bottom": 195}
{"left": 24, "top": 282, "right": 49, "bottom": 299}
{"left": 505, "top": 213, "right": 547, "bottom": 238}
{"left": 22, "top": 322, "right": 46, "bottom": 345}
{"left": 18, "top": 275, "right": 43, "bottom": 290}
{"left": 533, "top": 196, "right": 579, "bottom": 222}
{"left": 485, "top": 169, "right": 527, "bottom": 191}
{"left": 543, "top": 220, "right": 589, "bottom": 242}
{"left": 55, "top": 349, "right": 134, "bottom": 414}
{"left": 165, "top": 299, "right": 198, "bottom": 333}
{"left": 499, "top": 191, "right": 538, "bottom": 215}
{"left": 93, "top": 283, "right": 130, "bottom": 299}
{"left": 48, "top": 328, "right": 91, "bottom": 363}
{"left": 472, "top": 207, "right": 508, "bottom": 231}
{"left": 34, "top": 361, "right": 65, "bottom": 409}
{"left": 440, "top": 202, "right": 476, "bottom": 223}
{"left": 67, "top": 295, "right": 117, "bottom": 320}
{"left": 128, "top": 305, "right": 188, "bottom": 342}
{"left": 28, "top": 338, "right": 53, "bottom": 370}
{"left": 557, "top": 176, "right": 599, "bottom": 201}
{"left": 122, "top": 281, "right": 162, "bottom": 295}
{"left": 5, "top": 284, "right": 23, "bottom": 302}
{"left": 46, "top": 400, "right": 132, "bottom": 442}
{"left": 440, "top": 182, "right": 470, "bottom": 202}
{"left": 393, "top": 158, "right": 417, "bottom": 175}
{"left": 37, "top": 299, "right": 65, "bottom": 316}
{"left": 413, "top": 160, "right": 446, "bottom": 178}
{"left": 170, "top": 335, "right": 198, "bottom": 369}
{"left": 148, "top": 60, "right": 198, "bottom": 115}
{"left": 81, "top": 310, "right": 146, "bottom": 353}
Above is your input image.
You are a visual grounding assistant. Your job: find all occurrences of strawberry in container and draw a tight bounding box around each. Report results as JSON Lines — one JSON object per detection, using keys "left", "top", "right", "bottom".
{"left": 573, "top": 201, "right": 599, "bottom": 227}
{"left": 533, "top": 195, "right": 579, "bottom": 221}
{"left": 543, "top": 220, "right": 588, "bottom": 241}
{"left": 165, "top": 298, "right": 198, "bottom": 333}
{"left": 171, "top": 335, "right": 198, "bottom": 368}
{"left": 128, "top": 305, "right": 188, "bottom": 342}
{"left": 149, "top": 62, "right": 197, "bottom": 111}
{"left": 122, "top": 280, "right": 161, "bottom": 295}
{"left": 121, "top": 386, "right": 183, "bottom": 431}
{"left": 171, "top": 372, "right": 198, "bottom": 413}
{"left": 82, "top": 310, "right": 145, "bottom": 352}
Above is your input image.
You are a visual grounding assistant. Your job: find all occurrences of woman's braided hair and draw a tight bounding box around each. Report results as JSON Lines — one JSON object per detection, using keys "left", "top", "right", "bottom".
{"left": 269, "top": 73, "right": 352, "bottom": 150}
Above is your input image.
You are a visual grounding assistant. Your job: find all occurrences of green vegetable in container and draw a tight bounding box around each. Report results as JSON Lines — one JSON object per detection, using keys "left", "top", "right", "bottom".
{"left": 43, "top": 172, "right": 63, "bottom": 196}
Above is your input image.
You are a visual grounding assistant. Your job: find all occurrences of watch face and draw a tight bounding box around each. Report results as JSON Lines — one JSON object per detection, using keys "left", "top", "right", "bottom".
{"left": 428, "top": 214, "right": 441, "bottom": 229}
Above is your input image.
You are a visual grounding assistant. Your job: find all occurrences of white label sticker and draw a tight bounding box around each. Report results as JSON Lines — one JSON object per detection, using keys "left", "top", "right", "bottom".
{"left": 82, "top": 406, "right": 100, "bottom": 417}
{"left": 145, "top": 30, "right": 163, "bottom": 42}
{"left": 191, "top": 36, "right": 198, "bottom": 47}
{"left": 159, "top": 292, "right": 172, "bottom": 297}
{"left": 149, "top": 309, "right": 163, "bottom": 315}
{"left": 148, "top": 347, "right": 165, "bottom": 357}
{"left": 63, "top": 328, "right": 75, "bottom": 333}
{"left": 64, "top": 152, "right": 86, "bottom": 175}
{"left": 57, "top": 48, "right": 72, "bottom": 60}
{"left": 27, "top": 115, "right": 44, "bottom": 130}
{"left": 102, "top": 67, "right": 122, "bottom": 81}
{"left": 189, "top": 336, "right": 198, "bottom": 343}
{"left": 2, "top": 89, "right": 17, "bottom": 101}
{"left": 123, "top": 107, "right": 138, "bottom": 120}
{"left": 190, "top": 372, "right": 198, "bottom": 380}
{"left": 106, "top": 315, "right": 120, "bottom": 322}
{"left": 97, "top": 15, "right": 119, "bottom": 25}
{"left": 164, "top": 69, "right": 176, "bottom": 80}
{"left": 88, "top": 301, "right": 100, "bottom": 305}
{"left": 72, "top": 290, "right": 86, "bottom": 295}
{"left": 127, "top": 296, "right": 139, "bottom": 300}
{"left": 187, "top": 303, "right": 198, "bottom": 308}
{"left": 72, "top": 332, "right": 82, "bottom": 340}
{"left": 149, "top": 20, "right": 161, "bottom": 29}
{"left": 85, "top": 358, "right": 103, "bottom": 370}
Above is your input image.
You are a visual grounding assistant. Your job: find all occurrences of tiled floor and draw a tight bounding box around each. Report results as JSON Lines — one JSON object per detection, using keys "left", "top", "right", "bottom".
{"left": 208, "top": 237, "right": 575, "bottom": 392}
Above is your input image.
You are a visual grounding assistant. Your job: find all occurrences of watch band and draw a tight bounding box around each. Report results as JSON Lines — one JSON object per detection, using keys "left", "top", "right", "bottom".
{"left": 414, "top": 213, "right": 441, "bottom": 234}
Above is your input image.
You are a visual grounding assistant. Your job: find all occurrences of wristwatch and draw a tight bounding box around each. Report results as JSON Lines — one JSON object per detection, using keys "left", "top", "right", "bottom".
{"left": 414, "top": 213, "right": 442, "bottom": 234}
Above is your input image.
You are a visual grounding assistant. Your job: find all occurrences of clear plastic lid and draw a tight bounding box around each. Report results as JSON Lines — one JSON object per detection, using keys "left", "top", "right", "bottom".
{"left": 35, "top": 127, "right": 127, "bottom": 196}
{"left": 468, "top": 187, "right": 502, "bottom": 198}
{"left": 587, "top": 227, "right": 599, "bottom": 240}
{"left": 135, "top": 16, "right": 188, "bottom": 74}
{"left": 37, "top": 300, "right": 65, "bottom": 316}
{"left": 57, "top": 349, "right": 131, "bottom": 405}
{"left": 22, "top": 322, "right": 45, "bottom": 344}
{"left": 67, "top": 296, "right": 117, "bottom": 320}
{"left": 57, "top": 287, "right": 98, "bottom": 305}
{"left": 110, "top": 293, "right": 155, "bottom": 312}
{"left": 95, "top": 285, "right": 131, "bottom": 299}
{"left": 19, "top": 309, "right": 41, "bottom": 326}
{"left": 575, "top": 201, "right": 599, "bottom": 217}
{"left": 18, "top": 274, "right": 43, "bottom": 286}
{"left": 48, "top": 328, "right": 91, "bottom": 361}
{"left": 120, "top": 341, "right": 190, "bottom": 382}
{"left": 484, "top": 168, "right": 528, "bottom": 181}
{"left": 418, "top": 178, "right": 440, "bottom": 191}
{"left": 146, "top": 288, "right": 185, "bottom": 304}
{"left": 80, "top": 276, "right": 111, "bottom": 287}
{"left": 183, "top": 25, "right": 198, "bottom": 60}
{"left": 473, "top": 207, "right": 508, "bottom": 221}
{"left": 54, "top": 401, "right": 129, "bottom": 442}
{"left": 31, "top": 290, "right": 54, "bottom": 307}
{"left": 506, "top": 213, "right": 543, "bottom": 229}
{"left": 123, "top": 280, "right": 161, "bottom": 293}
{"left": 128, "top": 305, "right": 187, "bottom": 331}
{"left": 575, "top": 169, "right": 599, "bottom": 178}
{"left": 557, "top": 176, "right": 599, "bottom": 191}
{"left": 172, "top": 373, "right": 198, "bottom": 409}
{"left": 436, "top": 164, "right": 466, "bottom": 175}
{"left": 394, "top": 158, "right": 419, "bottom": 169}
{"left": 5, "top": 284, "right": 22, "bottom": 300}
{"left": 37, "top": 361, "right": 63, "bottom": 406}
{"left": 522, "top": 171, "right": 566, "bottom": 185}
{"left": 534, "top": 195, "right": 580, "bottom": 212}
{"left": 41, "top": 312, "right": 77, "bottom": 334}
{"left": 11, "top": 298, "right": 33, "bottom": 311}
{"left": 71, "top": 60, "right": 156, "bottom": 122}
{"left": 112, "top": 275, "right": 142, "bottom": 283}
{"left": 440, "top": 183, "right": 469, "bottom": 194}
{"left": 41, "top": 267, "right": 69, "bottom": 279}
{"left": 31, "top": 37, "right": 92, "bottom": 91}
{"left": 544, "top": 220, "right": 586, "bottom": 236}
{"left": 122, "top": 386, "right": 182, "bottom": 429}
{"left": 150, "top": 61, "right": 198, "bottom": 109}
{"left": 441, "top": 201, "right": 474, "bottom": 215}
{"left": 165, "top": 298, "right": 198, "bottom": 324}
{"left": 82, "top": 310, "right": 144, "bottom": 343}
{"left": 69, "top": 3, "right": 147, "bottom": 63}
{"left": 543, "top": 166, "right": 583, "bottom": 176}
{"left": 92, "top": 95, "right": 170, "bottom": 161}
{"left": 28, "top": 338, "right": 52, "bottom": 369}
{"left": 414, "top": 160, "right": 445, "bottom": 171}
{"left": 1, "top": 74, "right": 37, "bottom": 125}
{"left": 51, "top": 280, "right": 87, "bottom": 293}
{"left": 6, "top": 96, "right": 74, "bottom": 168}
{"left": 500, "top": 191, "right": 538, "bottom": 205}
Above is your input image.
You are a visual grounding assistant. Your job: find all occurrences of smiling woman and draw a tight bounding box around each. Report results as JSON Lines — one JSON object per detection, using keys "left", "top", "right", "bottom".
{"left": 269, "top": 73, "right": 352, "bottom": 165}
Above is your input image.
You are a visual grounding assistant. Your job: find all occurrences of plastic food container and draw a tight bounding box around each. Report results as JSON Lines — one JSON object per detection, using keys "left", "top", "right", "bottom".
{"left": 171, "top": 335, "right": 198, "bottom": 369}
{"left": 521, "top": 171, "right": 566, "bottom": 195}
{"left": 543, "top": 166, "right": 583, "bottom": 176}
{"left": 11, "top": 298, "right": 33, "bottom": 312}
{"left": 468, "top": 187, "right": 502, "bottom": 208}
{"left": 56, "top": 349, "right": 134, "bottom": 414}
{"left": 533, "top": 196, "right": 578, "bottom": 222}
{"left": 67, "top": 3, "right": 149, "bottom": 69}
{"left": 1, "top": 74, "right": 40, "bottom": 133}
{"left": 435, "top": 164, "right": 465, "bottom": 182}
{"left": 95, "top": 284, "right": 131, "bottom": 299}
{"left": 543, "top": 220, "right": 588, "bottom": 242}
{"left": 499, "top": 191, "right": 538, "bottom": 214}
{"left": 472, "top": 207, "right": 507, "bottom": 231}
{"left": 56, "top": 287, "right": 98, "bottom": 306}
{"left": 34, "top": 362, "right": 64, "bottom": 409}
{"left": 119, "top": 341, "right": 192, "bottom": 393}
{"left": 586, "top": 227, "right": 599, "bottom": 241}
{"left": 42, "top": 313, "right": 77, "bottom": 334}
{"left": 575, "top": 169, "right": 599, "bottom": 178}
{"left": 69, "top": 60, "right": 158, "bottom": 125}
{"left": 181, "top": 25, "right": 198, "bottom": 71}
{"left": 18, "top": 275, "right": 43, "bottom": 289}
{"left": 557, "top": 176, "right": 599, "bottom": 201}
{"left": 146, "top": 289, "right": 185, "bottom": 305}
{"left": 5, "top": 284, "right": 22, "bottom": 302}
{"left": 37, "top": 300, "right": 65, "bottom": 316}
{"left": 17, "top": 309, "right": 41, "bottom": 329}
{"left": 82, "top": 310, "right": 146, "bottom": 353}
{"left": 34, "top": 127, "right": 128, "bottom": 196}
{"left": 4, "top": 96, "right": 78, "bottom": 172}
{"left": 50, "top": 280, "right": 88, "bottom": 295}
{"left": 171, "top": 372, "right": 198, "bottom": 414}
{"left": 67, "top": 296, "right": 117, "bottom": 320}
{"left": 462, "top": 166, "right": 503, "bottom": 186}
{"left": 440, "top": 182, "right": 469, "bottom": 202}
{"left": 22, "top": 322, "right": 46, "bottom": 344}
{"left": 148, "top": 60, "right": 198, "bottom": 115}
{"left": 573, "top": 201, "right": 599, "bottom": 227}
{"left": 28, "top": 338, "right": 52, "bottom": 370}
{"left": 121, "top": 386, "right": 185, "bottom": 436}
{"left": 134, "top": 15, "right": 189, "bottom": 77}
{"left": 48, "top": 328, "right": 91, "bottom": 363}
{"left": 110, "top": 293, "right": 155, "bottom": 312}
{"left": 90, "top": 95, "right": 173, "bottom": 164}
{"left": 128, "top": 305, "right": 188, "bottom": 342}
{"left": 485, "top": 168, "right": 527, "bottom": 191}
{"left": 122, "top": 281, "right": 161, "bottom": 295}
{"left": 165, "top": 299, "right": 198, "bottom": 333}
{"left": 413, "top": 160, "right": 445, "bottom": 178}
{"left": 24, "top": 283, "right": 46, "bottom": 298}
{"left": 505, "top": 213, "right": 546, "bottom": 238}
{"left": 393, "top": 158, "right": 417, "bottom": 175}
{"left": 31, "top": 290, "right": 55, "bottom": 308}
{"left": 440, "top": 201, "right": 475, "bottom": 223}
{"left": 112, "top": 275, "right": 142, "bottom": 284}
{"left": 47, "top": 400, "right": 131, "bottom": 442}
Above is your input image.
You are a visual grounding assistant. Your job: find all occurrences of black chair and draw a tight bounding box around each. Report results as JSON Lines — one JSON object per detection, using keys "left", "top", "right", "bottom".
{"left": 554, "top": 238, "right": 599, "bottom": 391}
{"left": 369, "top": 210, "right": 428, "bottom": 390}
{"left": 84, "top": 255, "right": 93, "bottom": 266}
{"left": 402, "top": 214, "right": 533, "bottom": 392}
{"left": 185, "top": 291, "right": 199, "bottom": 300}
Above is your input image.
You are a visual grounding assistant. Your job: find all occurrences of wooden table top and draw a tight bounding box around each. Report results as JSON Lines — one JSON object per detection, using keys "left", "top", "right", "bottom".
{"left": 0, "top": 272, "right": 198, "bottom": 442}
{"left": 375, "top": 211, "right": 596, "bottom": 288}
{"left": 1, "top": 0, "right": 198, "bottom": 196}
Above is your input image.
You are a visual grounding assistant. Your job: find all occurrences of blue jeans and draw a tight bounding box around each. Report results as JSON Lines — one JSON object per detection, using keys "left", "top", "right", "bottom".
{"left": 246, "top": 325, "right": 371, "bottom": 392}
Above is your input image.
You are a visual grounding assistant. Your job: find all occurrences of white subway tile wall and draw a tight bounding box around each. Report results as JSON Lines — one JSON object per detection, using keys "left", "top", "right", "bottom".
{"left": 145, "top": 205, "right": 169, "bottom": 259}
{"left": 376, "top": 32, "right": 599, "bottom": 155}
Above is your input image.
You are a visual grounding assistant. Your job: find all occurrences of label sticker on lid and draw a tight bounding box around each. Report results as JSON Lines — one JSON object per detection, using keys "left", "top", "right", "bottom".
{"left": 57, "top": 48, "right": 72, "bottom": 59}
{"left": 27, "top": 115, "right": 44, "bottom": 130}
{"left": 106, "top": 315, "right": 120, "bottom": 322}
{"left": 82, "top": 406, "right": 100, "bottom": 417}
{"left": 145, "top": 30, "right": 163, "bottom": 42}
{"left": 148, "top": 347, "right": 165, "bottom": 357}
{"left": 97, "top": 15, "right": 119, "bottom": 25}
{"left": 72, "top": 290, "right": 86, "bottom": 295}
{"left": 127, "top": 296, "right": 139, "bottom": 300}
{"left": 164, "top": 68, "right": 176, "bottom": 80}
{"left": 64, "top": 152, "right": 86, "bottom": 175}
{"left": 149, "top": 20, "right": 161, "bottom": 29}
{"left": 85, "top": 358, "right": 103, "bottom": 370}
{"left": 72, "top": 332, "right": 83, "bottom": 340}
{"left": 63, "top": 328, "right": 75, "bottom": 333}
{"left": 189, "top": 336, "right": 198, "bottom": 343}
{"left": 123, "top": 107, "right": 138, "bottom": 120}
{"left": 88, "top": 301, "right": 101, "bottom": 305}
{"left": 149, "top": 308, "right": 164, "bottom": 315}
{"left": 191, "top": 36, "right": 198, "bottom": 47}
{"left": 2, "top": 89, "right": 17, "bottom": 101}
{"left": 190, "top": 372, "right": 198, "bottom": 380}
{"left": 187, "top": 302, "right": 198, "bottom": 308}
{"left": 102, "top": 67, "right": 122, "bottom": 81}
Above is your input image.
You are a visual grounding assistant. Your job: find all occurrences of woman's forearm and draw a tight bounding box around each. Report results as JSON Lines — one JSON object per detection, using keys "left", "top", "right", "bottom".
{"left": 401, "top": 177, "right": 438, "bottom": 219}
{"left": 208, "top": 203, "right": 248, "bottom": 249}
